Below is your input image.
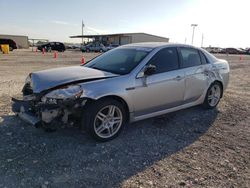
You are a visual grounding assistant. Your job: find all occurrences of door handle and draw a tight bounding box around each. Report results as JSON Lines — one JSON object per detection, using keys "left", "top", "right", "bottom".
{"left": 174, "top": 76, "right": 183, "bottom": 81}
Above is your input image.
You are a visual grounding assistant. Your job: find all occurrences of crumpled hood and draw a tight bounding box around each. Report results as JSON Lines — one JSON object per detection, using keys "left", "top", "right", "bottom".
{"left": 30, "top": 66, "right": 117, "bottom": 93}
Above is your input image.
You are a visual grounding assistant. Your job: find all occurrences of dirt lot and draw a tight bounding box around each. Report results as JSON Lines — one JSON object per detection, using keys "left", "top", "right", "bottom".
{"left": 0, "top": 50, "right": 249, "bottom": 188}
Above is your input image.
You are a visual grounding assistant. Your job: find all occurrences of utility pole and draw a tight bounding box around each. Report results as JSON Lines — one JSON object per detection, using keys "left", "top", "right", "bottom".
{"left": 191, "top": 24, "right": 198, "bottom": 45}
{"left": 82, "top": 20, "right": 85, "bottom": 45}
{"left": 201, "top": 33, "right": 204, "bottom": 47}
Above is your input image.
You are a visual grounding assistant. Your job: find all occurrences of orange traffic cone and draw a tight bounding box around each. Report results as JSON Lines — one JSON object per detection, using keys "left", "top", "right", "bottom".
{"left": 42, "top": 48, "right": 45, "bottom": 55}
{"left": 53, "top": 51, "right": 58, "bottom": 59}
{"left": 81, "top": 56, "right": 85, "bottom": 65}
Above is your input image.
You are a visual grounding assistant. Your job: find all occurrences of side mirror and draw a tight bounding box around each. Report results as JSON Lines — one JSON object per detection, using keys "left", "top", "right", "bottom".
{"left": 144, "top": 64, "right": 156, "bottom": 76}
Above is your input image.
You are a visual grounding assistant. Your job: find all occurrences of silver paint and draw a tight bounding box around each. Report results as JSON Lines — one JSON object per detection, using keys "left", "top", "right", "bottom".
{"left": 30, "top": 66, "right": 118, "bottom": 93}
{"left": 20, "top": 43, "right": 230, "bottom": 124}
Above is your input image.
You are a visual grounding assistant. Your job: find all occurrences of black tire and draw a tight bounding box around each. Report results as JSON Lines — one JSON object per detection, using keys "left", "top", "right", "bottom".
{"left": 82, "top": 99, "right": 126, "bottom": 142}
{"left": 202, "top": 82, "right": 222, "bottom": 109}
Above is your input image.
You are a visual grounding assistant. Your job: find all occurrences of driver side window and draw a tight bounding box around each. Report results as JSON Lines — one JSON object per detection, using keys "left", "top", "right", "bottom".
{"left": 148, "top": 47, "right": 179, "bottom": 74}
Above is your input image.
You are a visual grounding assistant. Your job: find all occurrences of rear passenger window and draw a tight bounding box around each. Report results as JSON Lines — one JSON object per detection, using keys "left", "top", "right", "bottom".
{"left": 179, "top": 48, "right": 202, "bottom": 68}
{"left": 148, "top": 47, "right": 179, "bottom": 74}
{"left": 199, "top": 51, "right": 208, "bottom": 64}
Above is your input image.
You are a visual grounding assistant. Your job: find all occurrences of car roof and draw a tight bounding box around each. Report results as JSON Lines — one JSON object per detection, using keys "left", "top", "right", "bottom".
{"left": 120, "top": 42, "right": 197, "bottom": 50}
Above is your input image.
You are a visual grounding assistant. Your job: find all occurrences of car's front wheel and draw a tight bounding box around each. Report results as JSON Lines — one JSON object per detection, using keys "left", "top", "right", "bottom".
{"left": 203, "top": 82, "right": 222, "bottom": 109}
{"left": 82, "top": 99, "right": 126, "bottom": 142}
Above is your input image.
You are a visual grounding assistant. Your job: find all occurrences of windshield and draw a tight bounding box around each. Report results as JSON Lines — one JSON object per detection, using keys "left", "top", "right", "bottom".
{"left": 85, "top": 48, "right": 150, "bottom": 75}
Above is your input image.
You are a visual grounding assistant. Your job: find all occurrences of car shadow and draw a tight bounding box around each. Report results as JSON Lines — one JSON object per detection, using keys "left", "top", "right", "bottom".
{"left": 0, "top": 106, "right": 218, "bottom": 188}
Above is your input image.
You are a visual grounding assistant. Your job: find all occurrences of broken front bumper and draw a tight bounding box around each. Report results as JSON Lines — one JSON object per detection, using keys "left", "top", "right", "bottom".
{"left": 12, "top": 96, "right": 88, "bottom": 127}
{"left": 12, "top": 98, "right": 42, "bottom": 127}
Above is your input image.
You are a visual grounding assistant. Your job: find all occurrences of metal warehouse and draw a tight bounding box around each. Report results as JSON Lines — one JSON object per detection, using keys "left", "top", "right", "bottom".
{"left": 70, "top": 32, "right": 169, "bottom": 45}
{"left": 0, "top": 34, "right": 29, "bottom": 49}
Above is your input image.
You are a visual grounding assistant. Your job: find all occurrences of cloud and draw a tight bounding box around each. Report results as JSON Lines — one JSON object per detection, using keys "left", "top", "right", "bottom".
{"left": 119, "top": 19, "right": 130, "bottom": 24}
{"left": 51, "top": 20, "right": 69, "bottom": 25}
{"left": 85, "top": 26, "right": 109, "bottom": 34}
{"left": 49, "top": 21, "right": 108, "bottom": 34}
{"left": 50, "top": 20, "right": 78, "bottom": 27}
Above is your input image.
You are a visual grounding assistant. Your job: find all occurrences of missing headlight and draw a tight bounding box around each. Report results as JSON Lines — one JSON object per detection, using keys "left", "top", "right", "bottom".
{"left": 42, "top": 85, "right": 83, "bottom": 103}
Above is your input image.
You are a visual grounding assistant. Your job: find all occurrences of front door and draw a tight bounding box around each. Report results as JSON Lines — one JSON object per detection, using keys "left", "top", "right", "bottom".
{"left": 131, "top": 47, "right": 185, "bottom": 117}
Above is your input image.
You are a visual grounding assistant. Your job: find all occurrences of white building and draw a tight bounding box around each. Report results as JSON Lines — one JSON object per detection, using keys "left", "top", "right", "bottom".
{"left": 70, "top": 33, "right": 169, "bottom": 45}
{"left": 0, "top": 34, "right": 29, "bottom": 48}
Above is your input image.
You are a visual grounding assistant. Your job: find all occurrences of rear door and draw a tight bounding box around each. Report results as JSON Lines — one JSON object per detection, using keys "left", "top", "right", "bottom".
{"left": 178, "top": 47, "right": 208, "bottom": 103}
{"left": 56, "top": 42, "right": 61, "bottom": 51}
{"left": 132, "top": 47, "right": 185, "bottom": 117}
{"left": 50, "top": 42, "right": 55, "bottom": 50}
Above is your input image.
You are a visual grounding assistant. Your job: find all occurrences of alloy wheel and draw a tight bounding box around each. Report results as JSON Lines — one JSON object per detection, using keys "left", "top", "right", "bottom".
{"left": 94, "top": 105, "right": 123, "bottom": 139}
{"left": 208, "top": 84, "right": 221, "bottom": 107}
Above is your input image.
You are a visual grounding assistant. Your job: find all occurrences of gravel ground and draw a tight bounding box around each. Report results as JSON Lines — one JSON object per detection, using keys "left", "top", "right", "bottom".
{"left": 0, "top": 50, "right": 249, "bottom": 188}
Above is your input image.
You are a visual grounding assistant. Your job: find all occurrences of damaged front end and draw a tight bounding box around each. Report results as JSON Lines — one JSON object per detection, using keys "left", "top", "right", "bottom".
{"left": 12, "top": 65, "right": 117, "bottom": 130}
{"left": 12, "top": 82, "right": 89, "bottom": 129}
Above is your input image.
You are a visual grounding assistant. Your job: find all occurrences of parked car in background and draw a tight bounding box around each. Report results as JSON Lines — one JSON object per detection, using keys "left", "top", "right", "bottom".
{"left": 66, "top": 44, "right": 81, "bottom": 50}
{"left": 81, "top": 42, "right": 107, "bottom": 52}
{"left": 71, "top": 44, "right": 81, "bottom": 50}
{"left": 221, "top": 48, "right": 246, "bottom": 54}
{"left": 65, "top": 44, "right": 73, "bottom": 49}
{"left": 0, "top": 38, "right": 17, "bottom": 51}
{"left": 106, "top": 44, "right": 120, "bottom": 51}
{"left": 239, "top": 48, "right": 246, "bottom": 52}
{"left": 12, "top": 43, "right": 230, "bottom": 141}
{"left": 205, "top": 47, "right": 223, "bottom": 54}
{"left": 245, "top": 48, "right": 250, "bottom": 55}
{"left": 37, "top": 42, "right": 66, "bottom": 52}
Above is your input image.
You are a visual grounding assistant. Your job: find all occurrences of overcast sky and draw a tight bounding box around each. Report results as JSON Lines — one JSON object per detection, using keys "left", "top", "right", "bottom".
{"left": 0, "top": 0, "right": 249, "bottom": 47}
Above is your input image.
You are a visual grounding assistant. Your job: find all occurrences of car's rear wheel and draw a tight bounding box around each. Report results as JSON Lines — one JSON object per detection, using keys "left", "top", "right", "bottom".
{"left": 203, "top": 82, "right": 222, "bottom": 109}
{"left": 82, "top": 99, "right": 126, "bottom": 142}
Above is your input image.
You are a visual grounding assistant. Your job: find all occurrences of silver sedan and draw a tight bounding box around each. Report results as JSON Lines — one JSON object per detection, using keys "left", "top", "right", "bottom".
{"left": 12, "top": 43, "right": 230, "bottom": 141}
